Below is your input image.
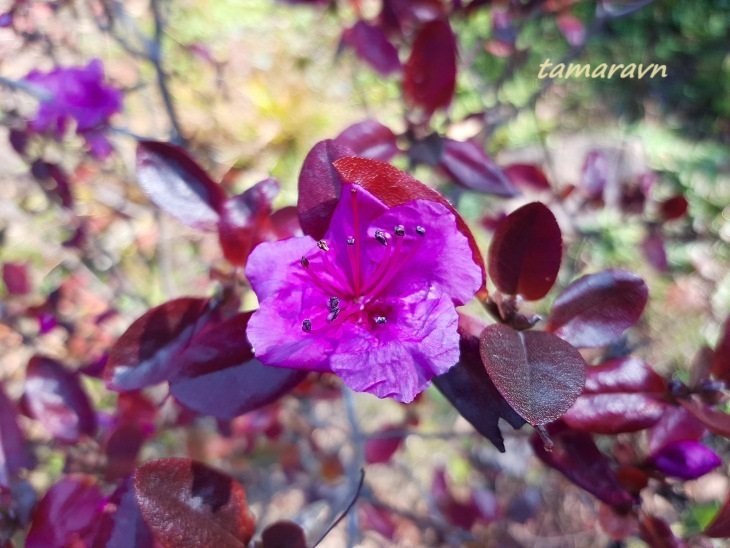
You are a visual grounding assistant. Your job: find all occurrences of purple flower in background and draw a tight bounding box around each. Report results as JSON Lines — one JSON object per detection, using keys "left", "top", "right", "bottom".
{"left": 650, "top": 440, "right": 721, "bottom": 480}
{"left": 24, "top": 59, "right": 122, "bottom": 158}
{"left": 246, "top": 183, "right": 481, "bottom": 403}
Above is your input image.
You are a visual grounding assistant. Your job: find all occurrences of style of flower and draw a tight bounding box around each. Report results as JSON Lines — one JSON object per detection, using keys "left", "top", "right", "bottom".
{"left": 24, "top": 59, "right": 123, "bottom": 158}
{"left": 245, "top": 182, "right": 482, "bottom": 403}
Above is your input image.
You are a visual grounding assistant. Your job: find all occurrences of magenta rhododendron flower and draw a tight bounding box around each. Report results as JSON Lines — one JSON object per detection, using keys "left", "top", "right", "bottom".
{"left": 246, "top": 183, "right": 481, "bottom": 403}
{"left": 650, "top": 440, "right": 721, "bottom": 480}
{"left": 24, "top": 59, "right": 122, "bottom": 158}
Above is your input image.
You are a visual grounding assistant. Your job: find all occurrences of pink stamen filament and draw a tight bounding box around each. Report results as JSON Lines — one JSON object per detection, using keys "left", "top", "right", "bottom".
{"left": 364, "top": 235, "right": 424, "bottom": 300}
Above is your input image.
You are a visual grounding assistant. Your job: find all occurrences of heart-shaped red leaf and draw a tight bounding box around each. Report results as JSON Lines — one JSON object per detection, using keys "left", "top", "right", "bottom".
{"left": 136, "top": 141, "right": 227, "bottom": 231}
{"left": 503, "top": 164, "right": 551, "bottom": 192}
{"left": 2, "top": 262, "right": 31, "bottom": 295}
{"left": 545, "top": 269, "right": 648, "bottom": 348}
{"left": 134, "top": 458, "right": 255, "bottom": 547}
{"left": 24, "top": 356, "right": 97, "bottom": 443}
{"left": 438, "top": 139, "right": 520, "bottom": 196}
{"left": 479, "top": 324, "right": 585, "bottom": 426}
{"left": 364, "top": 425, "right": 405, "bottom": 464}
{"left": 333, "top": 156, "right": 486, "bottom": 287}
{"left": 335, "top": 119, "right": 400, "bottom": 162}
{"left": 297, "top": 140, "right": 354, "bottom": 240}
{"left": 487, "top": 202, "right": 562, "bottom": 300}
{"left": 530, "top": 422, "right": 633, "bottom": 509}
{"left": 169, "top": 312, "right": 306, "bottom": 419}
{"left": 402, "top": 19, "right": 456, "bottom": 116}
{"left": 105, "top": 297, "right": 212, "bottom": 391}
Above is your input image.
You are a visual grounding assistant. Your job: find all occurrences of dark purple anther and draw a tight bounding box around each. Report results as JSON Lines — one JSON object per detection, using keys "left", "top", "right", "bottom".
{"left": 374, "top": 230, "right": 388, "bottom": 246}
{"left": 375, "top": 316, "right": 387, "bottom": 324}
{"left": 300, "top": 256, "right": 310, "bottom": 268}
{"left": 317, "top": 240, "right": 330, "bottom": 251}
{"left": 329, "top": 296, "right": 339, "bottom": 311}
{"left": 328, "top": 308, "right": 341, "bottom": 322}
{"left": 416, "top": 226, "right": 426, "bottom": 236}
{"left": 394, "top": 225, "right": 405, "bottom": 236}
{"left": 347, "top": 237, "right": 355, "bottom": 246}
{"left": 302, "top": 319, "right": 312, "bottom": 332}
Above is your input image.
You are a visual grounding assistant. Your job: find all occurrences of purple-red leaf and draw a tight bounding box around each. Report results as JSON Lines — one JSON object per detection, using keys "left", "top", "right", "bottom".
{"left": 134, "top": 458, "right": 256, "bottom": 547}
{"left": 487, "top": 202, "right": 562, "bottom": 300}
{"left": 105, "top": 297, "right": 212, "bottom": 391}
{"left": 580, "top": 150, "right": 608, "bottom": 201}
{"left": 647, "top": 405, "right": 706, "bottom": 454}
{"left": 530, "top": 423, "right": 633, "bottom": 508}
{"left": 24, "top": 356, "right": 97, "bottom": 443}
{"left": 92, "top": 477, "right": 154, "bottom": 548}
{"left": 335, "top": 120, "right": 400, "bottom": 162}
{"left": 433, "top": 329, "right": 525, "bottom": 452}
{"left": 562, "top": 357, "right": 666, "bottom": 434}
{"left": 2, "top": 262, "right": 31, "bottom": 296}
{"left": 261, "top": 520, "right": 307, "bottom": 548}
{"left": 218, "top": 178, "right": 280, "bottom": 267}
{"left": 297, "top": 140, "right": 353, "bottom": 240}
{"left": 26, "top": 475, "right": 104, "bottom": 548}
{"left": 365, "top": 425, "right": 405, "bottom": 464}
{"left": 0, "top": 383, "right": 33, "bottom": 486}
{"left": 546, "top": 269, "right": 648, "bottom": 347}
{"left": 30, "top": 161, "right": 74, "bottom": 210}
{"left": 169, "top": 312, "right": 306, "bottom": 419}
{"left": 480, "top": 324, "right": 585, "bottom": 426}
{"left": 658, "top": 194, "right": 688, "bottom": 220}
{"left": 679, "top": 396, "right": 730, "bottom": 437}
{"left": 641, "top": 231, "right": 668, "bottom": 272}
{"left": 333, "top": 156, "right": 486, "bottom": 290}
{"left": 705, "top": 490, "right": 730, "bottom": 538}
{"left": 402, "top": 19, "right": 457, "bottom": 116}
{"left": 341, "top": 21, "right": 401, "bottom": 76}
{"left": 649, "top": 440, "right": 720, "bottom": 480}
{"left": 438, "top": 139, "right": 520, "bottom": 196}
{"left": 503, "top": 164, "right": 551, "bottom": 192}
{"left": 136, "top": 141, "right": 227, "bottom": 231}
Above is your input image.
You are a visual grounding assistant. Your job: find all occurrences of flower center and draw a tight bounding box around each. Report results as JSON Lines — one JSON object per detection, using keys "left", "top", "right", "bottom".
{"left": 298, "top": 186, "right": 426, "bottom": 334}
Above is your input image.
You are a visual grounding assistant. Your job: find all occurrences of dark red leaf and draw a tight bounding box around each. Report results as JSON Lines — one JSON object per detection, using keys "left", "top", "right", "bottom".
{"left": 598, "top": 503, "right": 637, "bottom": 541}
{"left": 218, "top": 178, "right": 280, "bottom": 267}
{"left": 104, "top": 423, "right": 148, "bottom": 482}
{"left": 358, "top": 502, "right": 397, "bottom": 540}
{"left": 530, "top": 422, "right": 633, "bottom": 508}
{"left": 24, "top": 356, "right": 97, "bottom": 443}
{"left": 402, "top": 19, "right": 457, "bottom": 116}
{"left": 365, "top": 425, "right": 405, "bottom": 464}
{"left": 105, "top": 297, "right": 212, "bottom": 391}
{"left": 642, "top": 231, "right": 669, "bottom": 271}
{"left": 134, "top": 458, "right": 255, "bottom": 547}
{"left": 261, "top": 520, "right": 307, "bottom": 548}
{"left": 557, "top": 14, "right": 585, "bottom": 46}
{"left": 488, "top": 202, "right": 562, "bottom": 300}
{"left": 341, "top": 21, "right": 401, "bottom": 76}
{"left": 583, "top": 357, "right": 666, "bottom": 394}
{"left": 545, "top": 269, "right": 648, "bottom": 347}
{"left": 690, "top": 346, "right": 714, "bottom": 388}
{"left": 136, "top": 141, "right": 227, "bottom": 231}
{"left": 26, "top": 475, "right": 103, "bottom": 548}
{"left": 658, "top": 194, "right": 688, "bottom": 220}
{"left": 335, "top": 120, "right": 400, "bottom": 162}
{"left": 503, "top": 164, "right": 551, "bottom": 192}
{"left": 647, "top": 405, "right": 706, "bottom": 454}
{"left": 580, "top": 150, "right": 608, "bottom": 201}
{"left": 638, "top": 515, "right": 682, "bottom": 548}
{"left": 438, "top": 139, "right": 520, "bottom": 196}
{"left": 169, "top": 312, "right": 306, "bottom": 419}
{"left": 712, "top": 316, "right": 730, "bottom": 384}
{"left": 679, "top": 396, "right": 730, "bottom": 437}
{"left": 269, "top": 206, "right": 303, "bottom": 239}
{"left": 92, "top": 478, "right": 154, "bottom": 548}
{"left": 563, "top": 394, "right": 665, "bottom": 434}
{"left": 0, "top": 383, "right": 33, "bottom": 487}
{"left": 333, "top": 156, "right": 486, "bottom": 289}
{"left": 480, "top": 324, "right": 586, "bottom": 426}
{"left": 705, "top": 490, "right": 730, "bottom": 538}
{"left": 30, "top": 161, "right": 74, "bottom": 210}
{"left": 432, "top": 468, "right": 482, "bottom": 530}
{"left": 297, "top": 140, "right": 353, "bottom": 240}
{"left": 432, "top": 324, "right": 525, "bottom": 452}
{"left": 2, "top": 262, "right": 31, "bottom": 296}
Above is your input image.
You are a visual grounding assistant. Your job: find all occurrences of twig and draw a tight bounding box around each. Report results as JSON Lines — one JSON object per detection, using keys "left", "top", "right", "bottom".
{"left": 0, "top": 76, "right": 53, "bottom": 101}
{"left": 312, "top": 468, "right": 365, "bottom": 548}
{"left": 342, "top": 388, "right": 364, "bottom": 547}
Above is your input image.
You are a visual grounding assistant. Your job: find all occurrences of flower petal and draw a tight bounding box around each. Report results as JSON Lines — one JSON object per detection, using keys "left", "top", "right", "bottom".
{"left": 331, "top": 291, "right": 460, "bottom": 403}
{"left": 366, "top": 200, "right": 482, "bottom": 305}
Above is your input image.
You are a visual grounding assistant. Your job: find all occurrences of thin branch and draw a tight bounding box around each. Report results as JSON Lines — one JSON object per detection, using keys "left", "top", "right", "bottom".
{"left": 0, "top": 76, "right": 52, "bottom": 101}
{"left": 312, "top": 468, "right": 365, "bottom": 548}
